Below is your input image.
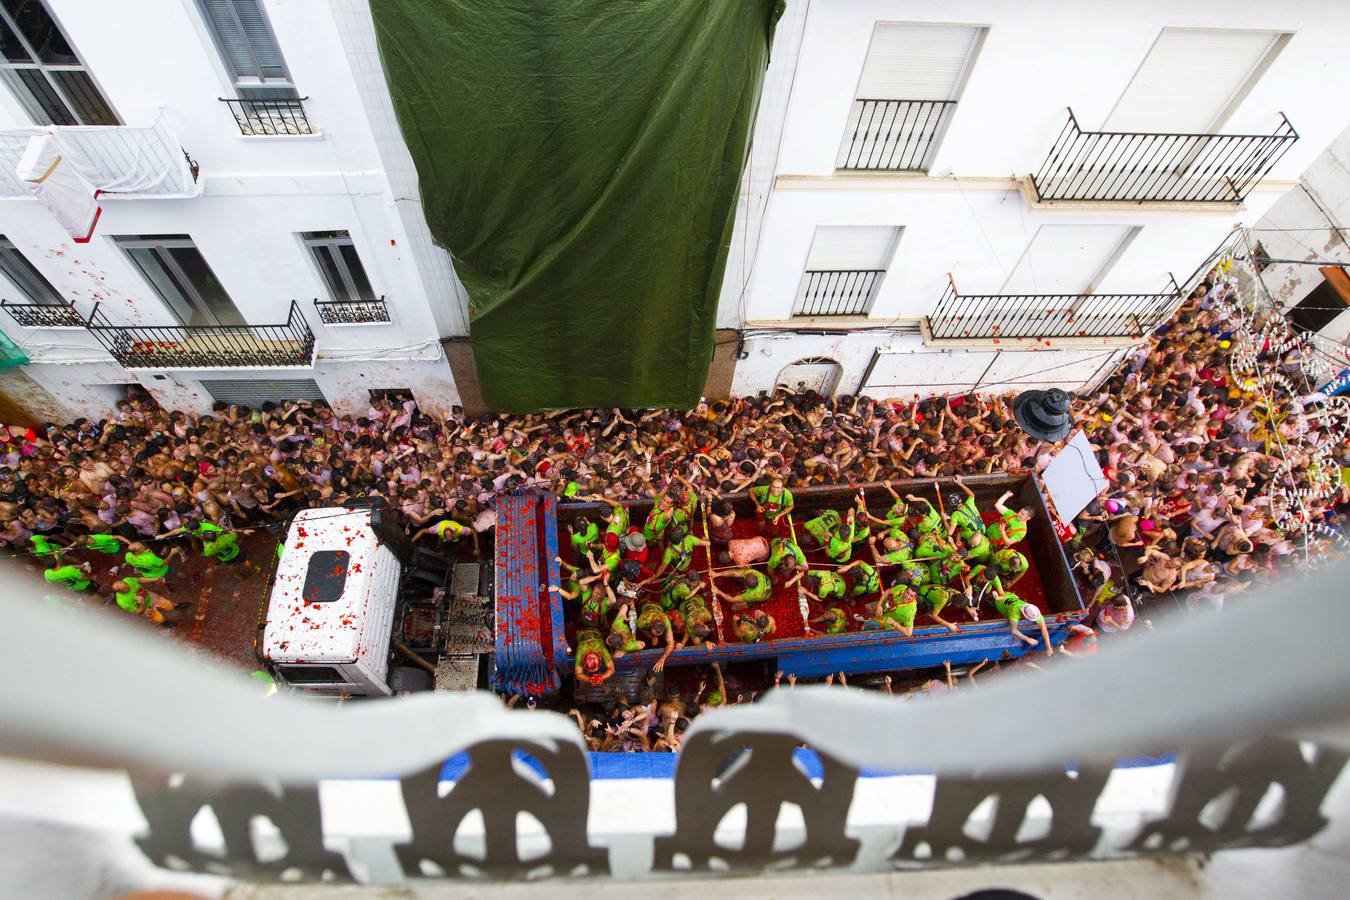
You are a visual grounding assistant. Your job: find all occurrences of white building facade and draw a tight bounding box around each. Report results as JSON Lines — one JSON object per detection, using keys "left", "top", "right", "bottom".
{"left": 0, "top": 0, "right": 469, "bottom": 423}
{"left": 717, "top": 0, "right": 1350, "bottom": 400}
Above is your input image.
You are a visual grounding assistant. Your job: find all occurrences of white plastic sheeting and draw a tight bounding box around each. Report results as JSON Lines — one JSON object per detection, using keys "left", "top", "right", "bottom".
{"left": 15, "top": 134, "right": 100, "bottom": 241}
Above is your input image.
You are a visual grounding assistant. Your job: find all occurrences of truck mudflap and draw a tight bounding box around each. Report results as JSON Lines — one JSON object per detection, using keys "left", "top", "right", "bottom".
{"left": 494, "top": 493, "right": 566, "bottom": 696}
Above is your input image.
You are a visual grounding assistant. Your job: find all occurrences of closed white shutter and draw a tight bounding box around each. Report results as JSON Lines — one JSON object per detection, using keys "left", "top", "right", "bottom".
{"left": 198, "top": 0, "right": 290, "bottom": 84}
{"left": 806, "top": 226, "right": 898, "bottom": 270}
{"left": 200, "top": 378, "right": 326, "bottom": 407}
{"left": 1105, "top": 28, "right": 1283, "bottom": 133}
{"left": 855, "top": 23, "right": 982, "bottom": 101}
{"left": 1002, "top": 225, "right": 1135, "bottom": 296}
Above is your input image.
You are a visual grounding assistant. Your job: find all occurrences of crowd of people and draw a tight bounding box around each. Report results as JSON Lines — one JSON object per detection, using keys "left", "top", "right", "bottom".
{"left": 6, "top": 265, "right": 1347, "bottom": 745}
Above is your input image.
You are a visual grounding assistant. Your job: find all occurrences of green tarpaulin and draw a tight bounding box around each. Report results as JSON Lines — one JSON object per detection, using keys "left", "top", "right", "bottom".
{"left": 372, "top": 0, "right": 781, "bottom": 412}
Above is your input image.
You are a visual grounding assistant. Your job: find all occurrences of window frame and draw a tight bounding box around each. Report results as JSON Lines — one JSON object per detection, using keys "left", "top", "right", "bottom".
{"left": 0, "top": 0, "right": 119, "bottom": 126}
{"left": 301, "top": 230, "right": 377, "bottom": 303}
{"left": 194, "top": 0, "right": 298, "bottom": 98}
{"left": 0, "top": 235, "right": 65, "bottom": 305}
{"left": 113, "top": 234, "right": 246, "bottom": 328}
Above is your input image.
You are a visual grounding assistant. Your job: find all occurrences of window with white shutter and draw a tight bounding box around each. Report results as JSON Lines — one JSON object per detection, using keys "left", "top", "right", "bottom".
{"left": 1105, "top": 28, "right": 1287, "bottom": 134}
{"left": 838, "top": 23, "right": 984, "bottom": 171}
{"left": 1001, "top": 225, "right": 1140, "bottom": 296}
{"left": 196, "top": 0, "right": 297, "bottom": 99}
{"left": 793, "top": 226, "right": 899, "bottom": 317}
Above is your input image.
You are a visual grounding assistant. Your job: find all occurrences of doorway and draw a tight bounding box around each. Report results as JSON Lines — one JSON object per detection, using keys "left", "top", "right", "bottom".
{"left": 776, "top": 357, "right": 843, "bottom": 396}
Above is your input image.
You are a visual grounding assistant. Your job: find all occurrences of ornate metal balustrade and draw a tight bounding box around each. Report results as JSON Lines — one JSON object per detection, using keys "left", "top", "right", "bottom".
{"left": 794, "top": 270, "right": 884, "bottom": 317}
{"left": 312, "top": 296, "right": 391, "bottom": 325}
{"left": 1030, "top": 108, "right": 1298, "bottom": 203}
{"left": 1, "top": 299, "right": 86, "bottom": 328}
{"left": 837, "top": 99, "right": 957, "bottom": 172}
{"left": 928, "top": 274, "right": 1181, "bottom": 339}
{"left": 220, "top": 97, "right": 315, "bottom": 136}
{"left": 84, "top": 299, "right": 315, "bottom": 369}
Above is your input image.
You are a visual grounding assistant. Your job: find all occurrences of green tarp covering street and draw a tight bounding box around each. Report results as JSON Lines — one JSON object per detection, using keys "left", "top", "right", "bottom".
{"left": 373, "top": 0, "right": 781, "bottom": 411}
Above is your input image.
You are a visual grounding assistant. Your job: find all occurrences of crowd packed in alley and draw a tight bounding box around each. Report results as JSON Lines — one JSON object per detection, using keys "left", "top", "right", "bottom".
{"left": 5, "top": 268, "right": 1348, "bottom": 751}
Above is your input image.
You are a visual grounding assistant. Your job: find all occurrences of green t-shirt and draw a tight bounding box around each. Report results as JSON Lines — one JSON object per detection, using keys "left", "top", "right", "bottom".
{"left": 637, "top": 601, "right": 670, "bottom": 637}
{"left": 643, "top": 506, "right": 674, "bottom": 542}
{"left": 738, "top": 569, "right": 771, "bottom": 603}
{"left": 192, "top": 521, "right": 225, "bottom": 538}
{"left": 885, "top": 499, "right": 908, "bottom": 524}
{"left": 86, "top": 534, "right": 122, "bottom": 554}
{"left": 987, "top": 511, "right": 1028, "bottom": 547}
{"left": 661, "top": 578, "right": 697, "bottom": 610}
{"left": 751, "top": 485, "right": 793, "bottom": 510}
{"left": 921, "top": 583, "right": 957, "bottom": 614}
{"left": 950, "top": 495, "right": 982, "bottom": 535}
{"left": 880, "top": 587, "right": 918, "bottom": 629}
{"left": 893, "top": 561, "right": 928, "bottom": 587}
{"left": 928, "top": 555, "right": 965, "bottom": 585}
{"left": 911, "top": 500, "right": 941, "bottom": 535}
{"left": 913, "top": 534, "right": 952, "bottom": 561}
{"left": 994, "top": 590, "right": 1040, "bottom": 624}
{"left": 608, "top": 608, "right": 643, "bottom": 652}
{"left": 115, "top": 576, "right": 145, "bottom": 613}
{"left": 44, "top": 565, "right": 90, "bottom": 591}
{"left": 825, "top": 524, "right": 854, "bottom": 563}
{"left": 204, "top": 532, "right": 241, "bottom": 562}
{"left": 662, "top": 535, "right": 699, "bottom": 572}
{"left": 992, "top": 548, "right": 1028, "bottom": 576}
{"left": 813, "top": 570, "right": 847, "bottom": 600}
{"left": 849, "top": 562, "right": 880, "bottom": 595}
{"left": 821, "top": 607, "right": 848, "bottom": 634}
{"left": 569, "top": 521, "right": 598, "bottom": 555}
{"left": 767, "top": 538, "right": 806, "bottom": 570}
{"left": 604, "top": 504, "right": 630, "bottom": 537}
{"left": 125, "top": 549, "right": 170, "bottom": 579}
{"left": 879, "top": 545, "right": 913, "bottom": 565}
{"left": 963, "top": 534, "right": 992, "bottom": 562}
{"left": 29, "top": 534, "right": 59, "bottom": 558}
{"left": 680, "top": 596, "right": 715, "bottom": 635}
{"left": 575, "top": 629, "right": 612, "bottom": 675}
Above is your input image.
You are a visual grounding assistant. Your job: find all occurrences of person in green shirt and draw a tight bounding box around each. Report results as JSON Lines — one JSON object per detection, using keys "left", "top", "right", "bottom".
{"left": 867, "top": 585, "right": 918, "bottom": 636}
{"left": 919, "top": 583, "right": 965, "bottom": 634}
{"left": 565, "top": 516, "right": 600, "bottom": 559}
{"left": 912, "top": 529, "right": 954, "bottom": 562}
{"left": 588, "top": 494, "right": 631, "bottom": 541}
{"left": 679, "top": 593, "right": 716, "bottom": 648}
{"left": 891, "top": 559, "right": 929, "bottom": 590}
{"left": 43, "top": 562, "right": 93, "bottom": 593}
{"left": 667, "top": 475, "right": 700, "bottom": 530}
{"left": 839, "top": 559, "right": 881, "bottom": 598}
{"left": 904, "top": 495, "right": 943, "bottom": 537}
{"left": 661, "top": 570, "right": 703, "bottom": 611}
{"left": 803, "top": 509, "right": 841, "bottom": 548}
{"left": 636, "top": 600, "right": 675, "bottom": 672}
{"left": 549, "top": 566, "right": 611, "bottom": 628}
{"left": 183, "top": 519, "right": 260, "bottom": 578}
{"left": 648, "top": 525, "right": 708, "bottom": 583}
{"left": 868, "top": 532, "right": 913, "bottom": 566}
{"left": 961, "top": 528, "right": 993, "bottom": 565}
{"left": 767, "top": 536, "right": 806, "bottom": 575}
{"left": 711, "top": 567, "right": 772, "bottom": 610}
{"left": 124, "top": 542, "right": 181, "bottom": 581}
{"left": 823, "top": 511, "right": 856, "bottom": 563}
{"left": 112, "top": 576, "right": 183, "bottom": 627}
{"left": 948, "top": 475, "right": 985, "bottom": 538}
{"left": 927, "top": 554, "right": 969, "bottom": 587}
{"left": 993, "top": 586, "right": 1052, "bottom": 654}
{"left": 29, "top": 533, "right": 66, "bottom": 562}
{"left": 84, "top": 532, "right": 127, "bottom": 555}
{"left": 800, "top": 568, "right": 847, "bottom": 603}
{"left": 808, "top": 606, "right": 850, "bottom": 635}
{"left": 732, "top": 609, "right": 775, "bottom": 643}
{"left": 991, "top": 548, "right": 1030, "bottom": 589}
{"left": 604, "top": 602, "right": 644, "bottom": 656}
{"left": 986, "top": 490, "right": 1034, "bottom": 548}
{"left": 749, "top": 476, "right": 794, "bottom": 524}
{"left": 860, "top": 482, "right": 909, "bottom": 531}
{"left": 575, "top": 628, "right": 615, "bottom": 685}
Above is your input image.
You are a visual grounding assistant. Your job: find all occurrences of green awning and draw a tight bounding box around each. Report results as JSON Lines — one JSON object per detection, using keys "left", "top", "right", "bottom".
{"left": 0, "top": 330, "right": 28, "bottom": 368}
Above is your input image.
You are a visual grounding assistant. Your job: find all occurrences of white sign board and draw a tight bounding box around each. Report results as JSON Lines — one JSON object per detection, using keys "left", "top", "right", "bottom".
{"left": 1040, "top": 429, "right": 1108, "bottom": 522}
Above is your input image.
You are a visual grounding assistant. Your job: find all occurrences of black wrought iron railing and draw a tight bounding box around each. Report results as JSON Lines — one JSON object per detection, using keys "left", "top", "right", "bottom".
{"left": 85, "top": 299, "right": 315, "bottom": 369}
{"left": 220, "top": 97, "right": 315, "bottom": 136}
{"left": 838, "top": 99, "right": 957, "bottom": 172}
{"left": 1030, "top": 109, "right": 1298, "bottom": 203}
{"left": 312, "top": 296, "right": 391, "bottom": 325}
{"left": 1, "top": 299, "right": 86, "bottom": 328}
{"left": 794, "top": 270, "right": 885, "bottom": 317}
{"left": 927, "top": 274, "right": 1181, "bottom": 339}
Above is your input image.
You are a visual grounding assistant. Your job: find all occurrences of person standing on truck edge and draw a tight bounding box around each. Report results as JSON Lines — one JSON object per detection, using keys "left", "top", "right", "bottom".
{"left": 987, "top": 490, "right": 1034, "bottom": 548}
{"left": 993, "top": 585, "right": 1052, "bottom": 655}
{"left": 575, "top": 628, "right": 615, "bottom": 685}
{"left": 124, "top": 541, "right": 180, "bottom": 582}
{"left": 750, "top": 476, "right": 794, "bottom": 524}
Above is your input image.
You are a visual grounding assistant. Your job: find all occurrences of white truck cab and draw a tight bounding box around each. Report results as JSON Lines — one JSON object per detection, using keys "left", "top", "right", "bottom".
{"left": 262, "top": 507, "right": 403, "bottom": 696}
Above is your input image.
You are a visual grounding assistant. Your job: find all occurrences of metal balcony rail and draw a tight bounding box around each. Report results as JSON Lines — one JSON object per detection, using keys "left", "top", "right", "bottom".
{"left": 838, "top": 99, "right": 957, "bottom": 172}
{"left": 794, "top": 270, "right": 884, "bottom": 317}
{"left": 85, "top": 299, "right": 315, "bottom": 369}
{"left": 312, "top": 296, "right": 391, "bottom": 325}
{"left": 1, "top": 299, "right": 85, "bottom": 328}
{"left": 1030, "top": 108, "right": 1298, "bottom": 203}
{"left": 928, "top": 274, "right": 1181, "bottom": 339}
{"left": 220, "top": 97, "right": 315, "bottom": 137}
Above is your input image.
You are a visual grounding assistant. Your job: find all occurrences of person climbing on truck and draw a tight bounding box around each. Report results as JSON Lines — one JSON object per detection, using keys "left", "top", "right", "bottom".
{"left": 992, "top": 585, "right": 1052, "bottom": 655}
{"left": 637, "top": 600, "right": 675, "bottom": 672}
{"left": 605, "top": 602, "right": 644, "bottom": 657}
{"left": 904, "top": 494, "right": 943, "bottom": 537}
{"left": 587, "top": 494, "right": 630, "bottom": 543}
{"left": 575, "top": 628, "right": 616, "bottom": 685}
{"left": 411, "top": 517, "right": 481, "bottom": 556}
{"left": 565, "top": 515, "right": 600, "bottom": 560}
{"left": 749, "top": 475, "right": 793, "bottom": 524}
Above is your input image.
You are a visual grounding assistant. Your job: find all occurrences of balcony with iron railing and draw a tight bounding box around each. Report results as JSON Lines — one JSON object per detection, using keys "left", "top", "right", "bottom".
{"left": 85, "top": 300, "right": 315, "bottom": 369}
{"left": 927, "top": 274, "right": 1181, "bottom": 340}
{"left": 837, "top": 99, "right": 956, "bottom": 172}
{"left": 312, "top": 296, "right": 391, "bottom": 325}
{"left": 220, "top": 97, "right": 316, "bottom": 137}
{"left": 1029, "top": 108, "right": 1298, "bottom": 204}
{"left": 793, "top": 270, "right": 885, "bottom": 318}
{"left": 1, "top": 299, "right": 86, "bottom": 328}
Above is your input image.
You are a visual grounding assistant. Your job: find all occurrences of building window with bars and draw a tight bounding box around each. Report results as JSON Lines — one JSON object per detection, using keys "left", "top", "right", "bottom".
{"left": 302, "top": 231, "right": 376, "bottom": 303}
{"left": 837, "top": 22, "right": 983, "bottom": 172}
{"left": 0, "top": 0, "right": 118, "bottom": 126}
{"left": 0, "top": 236, "right": 63, "bottom": 305}
{"left": 793, "top": 226, "right": 898, "bottom": 318}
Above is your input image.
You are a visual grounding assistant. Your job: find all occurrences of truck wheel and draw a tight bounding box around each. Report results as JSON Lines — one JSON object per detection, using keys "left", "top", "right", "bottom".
{"left": 389, "top": 665, "right": 433, "bottom": 694}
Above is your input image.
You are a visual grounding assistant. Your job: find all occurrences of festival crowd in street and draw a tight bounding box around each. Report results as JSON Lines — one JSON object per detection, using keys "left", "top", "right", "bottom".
{"left": 4, "top": 271, "right": 1347, "bottom": 750}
